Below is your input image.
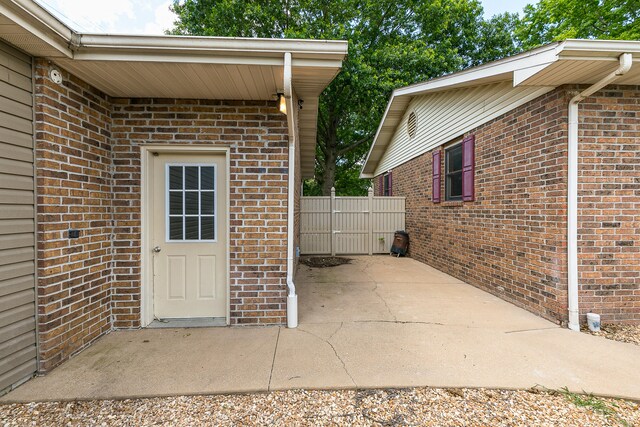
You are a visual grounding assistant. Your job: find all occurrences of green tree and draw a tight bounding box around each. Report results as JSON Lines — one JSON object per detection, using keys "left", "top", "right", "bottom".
{"left": 171, "top": 0, "right": 519, "bottom": 195}
{"left": 516, "top": 0, "right": 640, "bottom": 49}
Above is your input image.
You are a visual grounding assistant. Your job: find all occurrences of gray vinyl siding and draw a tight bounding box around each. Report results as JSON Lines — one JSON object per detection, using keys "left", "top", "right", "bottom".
{"left": 0, "top": 40, "right": 36, "bottom": 394}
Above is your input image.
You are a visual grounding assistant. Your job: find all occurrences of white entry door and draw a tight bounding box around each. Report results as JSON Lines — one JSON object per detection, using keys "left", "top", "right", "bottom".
{"left": 152, "top": 153, "right": 227, "bottom": 319}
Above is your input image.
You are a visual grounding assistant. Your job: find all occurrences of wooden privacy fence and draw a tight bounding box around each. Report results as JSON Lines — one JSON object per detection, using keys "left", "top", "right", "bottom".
{"left": 300, "top": 188, "right": 406, "bottom": 255}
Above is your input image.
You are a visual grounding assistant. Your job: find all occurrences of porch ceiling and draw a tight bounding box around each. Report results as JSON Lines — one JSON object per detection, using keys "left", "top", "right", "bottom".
{"left": 53, "top": 59, "right": 342, "bottom": 101}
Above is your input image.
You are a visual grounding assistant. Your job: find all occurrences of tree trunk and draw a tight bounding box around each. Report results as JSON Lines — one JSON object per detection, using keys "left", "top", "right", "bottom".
{"left": 319, "top": 111, "right": 339, "bottom": 196}
{"left": 321, "top": 150, "right": 336, "bottom": 196}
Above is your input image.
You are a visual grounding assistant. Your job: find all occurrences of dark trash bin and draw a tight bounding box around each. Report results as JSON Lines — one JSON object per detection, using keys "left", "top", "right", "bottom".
{"left": 390, "top": 230, "right": 409, "bottom": 257}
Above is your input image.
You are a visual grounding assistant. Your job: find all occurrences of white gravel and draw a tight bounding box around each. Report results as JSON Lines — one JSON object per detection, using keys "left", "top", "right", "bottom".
{"left": 586, "top": 324, "right": 640, "bottom": 346}
{"left": 2, "top": 387, "right": 639, "bottom": 426}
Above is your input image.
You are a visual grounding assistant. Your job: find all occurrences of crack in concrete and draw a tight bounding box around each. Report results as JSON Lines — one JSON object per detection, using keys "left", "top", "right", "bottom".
{"left": 372, "top": 283, "right": 397, "bottom": 322}
{"left": 354, "top": 320, "right": 445, "bottom": 326}
{"left": 361, "top": 258, "right": 398, "bottom": 322}
{"left": 298, "top": 325, "right": 356, "bottom": 387}
{"left": 504, "top": 327, "right": 560, "bottom": 334}
{"left": 327, "top": 322, "right": 344, "bottom": 342}
{"left": 267, "top": 327, "right": 281, "bottom": 391}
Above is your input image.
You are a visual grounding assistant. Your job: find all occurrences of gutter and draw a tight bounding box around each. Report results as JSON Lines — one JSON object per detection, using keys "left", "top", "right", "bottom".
{"left": 566, "top": 52, "right": 632, "bottom": 331}
{"left": 283, "top": 52, "right": 298, "bottom": 328}
{"left": 74, "top": 34, "right": 348, "bottom": 60}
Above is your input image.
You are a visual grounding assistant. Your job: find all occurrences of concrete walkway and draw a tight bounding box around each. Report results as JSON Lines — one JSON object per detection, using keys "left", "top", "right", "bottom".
{"left": 3, "top": 256, "right": 640, "bottom": 402}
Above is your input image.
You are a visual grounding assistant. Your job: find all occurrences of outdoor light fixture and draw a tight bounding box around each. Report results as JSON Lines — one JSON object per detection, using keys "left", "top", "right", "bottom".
{"left": 277, "top": 93, "right": 287, "bottom": 114}
{"left": 49, "top": 67, "right": 62, "bottom": 84}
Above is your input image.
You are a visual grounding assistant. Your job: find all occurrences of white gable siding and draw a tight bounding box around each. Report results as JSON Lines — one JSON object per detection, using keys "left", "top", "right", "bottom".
{"left": 374, "top": 82, "right": 554, "bottom": 176}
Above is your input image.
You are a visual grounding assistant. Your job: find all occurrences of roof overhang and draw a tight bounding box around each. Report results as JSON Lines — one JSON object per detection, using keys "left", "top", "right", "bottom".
{"left": 0, "top": 0, "right": 348, "bottom": 178}
{"left": 361, "top": 39, "right": 640, "bottom": 178}
{"left": 0, "top": 0, "right": 73, "bottom": 57}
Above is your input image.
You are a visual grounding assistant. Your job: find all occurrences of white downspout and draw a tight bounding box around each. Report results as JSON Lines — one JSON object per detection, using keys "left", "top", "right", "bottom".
{"left": 567, "top": 53, "right": 632, "bottom": 331}
{"left": 283, "top": 52, "right": 298, "bottom": 328}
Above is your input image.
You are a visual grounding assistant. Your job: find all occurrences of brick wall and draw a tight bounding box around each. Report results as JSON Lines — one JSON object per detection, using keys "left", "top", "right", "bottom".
{"left": 110, "top": 99, "right": 290, "bottom": 326}
{"left": 378, "top": 85, "right": 640, "bottom": 325}
{"left": 34, "top": 60, "right": 113, "bottom": 371}
{"left": 577, "top": 85, "right": 640, "bottom": 323}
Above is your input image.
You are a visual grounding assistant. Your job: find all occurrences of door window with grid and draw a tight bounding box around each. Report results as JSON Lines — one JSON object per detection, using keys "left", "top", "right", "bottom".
{"left": 167, "top": 164, "right": 216, "bottom": 242}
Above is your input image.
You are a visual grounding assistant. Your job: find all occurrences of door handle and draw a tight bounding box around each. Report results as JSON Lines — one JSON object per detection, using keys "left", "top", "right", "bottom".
{"left": 153, "top": 246, "right": 162, "bottom": 253}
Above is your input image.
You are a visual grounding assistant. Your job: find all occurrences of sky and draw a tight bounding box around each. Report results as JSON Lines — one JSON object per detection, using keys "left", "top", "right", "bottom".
{"left": 36, "top": 0, "right": 533, "bottom": 35}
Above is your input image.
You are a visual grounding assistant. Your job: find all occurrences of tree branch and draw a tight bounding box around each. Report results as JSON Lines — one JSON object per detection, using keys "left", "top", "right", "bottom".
{"left": 317, "top": 138, "right": 328, "bottom": 157}
{"left": 337, "top": 133, "right": 373, "bottom": 156}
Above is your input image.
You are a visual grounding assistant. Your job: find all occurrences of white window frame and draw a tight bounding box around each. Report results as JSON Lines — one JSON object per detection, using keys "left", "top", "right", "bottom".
{"left": 165, "top": 163, "right": 218, "bottom": 243}
{"left": 444, "top": 140, "right": 463, "bottom": 201}
{"left": 383, "top": 173, "right": 391, "bottom": 196}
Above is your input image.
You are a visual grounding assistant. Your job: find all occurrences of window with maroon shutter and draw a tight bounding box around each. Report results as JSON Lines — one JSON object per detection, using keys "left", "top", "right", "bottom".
{"left": 462, "top": 135, "right": 475, "bottom": 201}
{"left": 378, "top": 175, "right": 383, "bottom": 196}
{"left": 432, "top": 150, "right": 441, "bottom": 203}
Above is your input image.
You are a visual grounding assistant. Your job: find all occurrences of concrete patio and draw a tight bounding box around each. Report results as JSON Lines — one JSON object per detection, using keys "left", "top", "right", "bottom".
{"left": 2, "top": 256, "right": 640, "bottom": 402}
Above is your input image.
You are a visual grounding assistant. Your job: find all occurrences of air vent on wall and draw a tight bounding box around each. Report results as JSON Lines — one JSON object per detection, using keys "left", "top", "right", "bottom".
{"left": 407, "top": 111, "right": 417, "bottom": 139}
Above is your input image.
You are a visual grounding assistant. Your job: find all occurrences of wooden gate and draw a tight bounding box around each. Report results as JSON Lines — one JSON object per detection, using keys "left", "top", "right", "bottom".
{"left": 300, "top": 188, "right": 405, "bottom": 255}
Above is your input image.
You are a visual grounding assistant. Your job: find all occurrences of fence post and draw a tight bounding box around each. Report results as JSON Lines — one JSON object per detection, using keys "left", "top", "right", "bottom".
{"left": 368, "top": 187, "right": 373, "bottom": 255}
{"left": 330, "top": 187, "right": 336, "bottom": 256}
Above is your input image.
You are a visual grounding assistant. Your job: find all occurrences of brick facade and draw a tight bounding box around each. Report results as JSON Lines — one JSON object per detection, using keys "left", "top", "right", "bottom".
{"left": 577, "top": 85, "right": 640, "bottom": 323}
{"left": 34, "top": 62, "right": 295, "bottom": 371}
{"left": 34, "top": 60, "right": 113, "bottom": 371}
{"left": 376, "top": 85, "right": 640, "bottom": 325}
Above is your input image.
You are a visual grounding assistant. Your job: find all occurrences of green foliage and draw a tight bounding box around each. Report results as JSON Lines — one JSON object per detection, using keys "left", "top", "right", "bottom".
{"left": 170, "top": 0, "right": 519, "bottom": 196}
{"left": 516, "top": 0, "right": 640, "bottom": 49}
{"left": 169, "top": 1, "right": 640, "bottom": 196}
{"left": 557, "top": 387, "right": 631, "bottom": 427}
{"left": 303, "top": 157, "right": 372, "bottom": 196}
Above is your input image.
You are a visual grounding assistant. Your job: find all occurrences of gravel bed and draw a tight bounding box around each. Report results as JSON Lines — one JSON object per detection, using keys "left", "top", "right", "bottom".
{"left": 2, "top": 387, "right": 638, "bottom": 426}
{"left": 586, "top": 324, "right": 640, "bottom": 346}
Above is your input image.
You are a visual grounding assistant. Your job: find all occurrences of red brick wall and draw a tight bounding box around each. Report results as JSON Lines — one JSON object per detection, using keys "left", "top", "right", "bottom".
{"left": 577, "top": 85, "right": 640, "bottom": 323}
{"left": 378, "top": 85, "right": 640, "bottom": 325}
{"left": 110, "top": 99, "right": 290, "bottom": 326}
{"left": 34, "top": 60, "right": 113, "bottom": 371}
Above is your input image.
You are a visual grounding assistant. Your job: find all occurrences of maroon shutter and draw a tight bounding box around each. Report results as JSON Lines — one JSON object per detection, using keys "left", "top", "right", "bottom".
{"left": 378, "top": 175, "right": 383, "bottom": 196}
{"left": 462, "top": 135, "right": 475, "bottom": 201}
{"left": 432, "top": 149, "right": 441, "bottom": 203}
{"left": 388, "top": 171, "right": 393, "bottom": 196}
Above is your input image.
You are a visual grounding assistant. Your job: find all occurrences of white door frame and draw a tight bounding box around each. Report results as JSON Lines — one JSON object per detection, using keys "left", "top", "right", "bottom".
{"left": 140, "top": 145, "right": 231, "bottom": 327}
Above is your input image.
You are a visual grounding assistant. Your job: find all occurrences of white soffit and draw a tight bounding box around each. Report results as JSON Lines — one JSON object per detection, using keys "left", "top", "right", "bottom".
{"left": 299, "top": 96, "right": 319, "bottom": 178}
{"left": 515, "top": 57, "right": 640, "bottom": 86}
{"left": 0, "top": 0, "right": 72, "bottom": 57}
{"left": 362, "top": 39, "right": 640, "bottom": 178}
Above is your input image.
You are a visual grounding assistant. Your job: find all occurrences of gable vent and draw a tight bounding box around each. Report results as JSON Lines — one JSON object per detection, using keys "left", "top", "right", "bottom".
{"left": 407, "top": 111, "right": 417, "bottom": 139}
